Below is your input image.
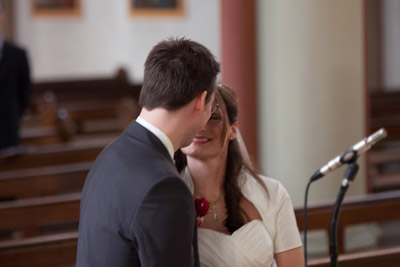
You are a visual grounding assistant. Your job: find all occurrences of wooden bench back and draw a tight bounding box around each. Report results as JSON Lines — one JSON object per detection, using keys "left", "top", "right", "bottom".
{"left": 0, "top": 161, "right": 91, "bottom": 200}
{"left": 0, "top": 193, "right": 80, "bottom": 239}
{"left": 0, "top": 232, "right": 78, "bottom": 267}
{"left": 295, "top": 190, "right": 400, "bottom": 253}
{"left": 0, "top": 136, "right": 113, "bottom": 171}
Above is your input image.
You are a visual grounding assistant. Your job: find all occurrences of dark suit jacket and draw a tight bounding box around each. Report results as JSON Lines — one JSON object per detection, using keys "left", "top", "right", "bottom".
{"left": 0, "top": 41, "right": 31, "bottom": 149}
{"left": 76, "top": 121, "right": 199, "bottom": 266}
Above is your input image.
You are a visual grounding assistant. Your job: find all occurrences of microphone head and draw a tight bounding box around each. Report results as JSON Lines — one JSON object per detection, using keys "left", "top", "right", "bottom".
{"left": 310, "top": 128, "right": 388, "bottom": 183}
{"left": 367, "top": 128, "right": 387, "bottom": 145}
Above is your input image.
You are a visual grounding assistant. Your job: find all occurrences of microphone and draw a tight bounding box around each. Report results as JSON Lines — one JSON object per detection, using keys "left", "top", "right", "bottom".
{"left": 310, "top": 128, "right": 387, "bottom": 182}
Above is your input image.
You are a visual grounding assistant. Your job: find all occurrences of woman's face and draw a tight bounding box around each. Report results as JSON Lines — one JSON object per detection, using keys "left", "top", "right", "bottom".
{"left": 181, "top": 101, "right": 237, "bottom": 160}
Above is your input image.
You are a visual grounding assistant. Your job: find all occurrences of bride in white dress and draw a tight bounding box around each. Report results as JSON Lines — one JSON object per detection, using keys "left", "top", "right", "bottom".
{"left": 175, "top": 84, "right": 304, "bottom": 267}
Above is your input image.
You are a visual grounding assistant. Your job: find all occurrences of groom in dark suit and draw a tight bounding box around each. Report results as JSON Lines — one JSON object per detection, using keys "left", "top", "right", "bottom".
{"left": 0, "top": 3, "right": 31, "bottom": 150}
{"left": 76, "top": 37, "right": 220, "bottom": 266}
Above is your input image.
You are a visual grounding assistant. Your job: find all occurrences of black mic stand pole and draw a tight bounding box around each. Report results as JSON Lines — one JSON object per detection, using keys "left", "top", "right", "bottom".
{"left": 329, "top": 161, "right": 359, "bottom": 267}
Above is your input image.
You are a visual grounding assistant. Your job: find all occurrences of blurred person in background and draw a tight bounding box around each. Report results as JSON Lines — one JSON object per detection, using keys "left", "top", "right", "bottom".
{"left": 0, "top": 1, "right": 31, "bottom": 152}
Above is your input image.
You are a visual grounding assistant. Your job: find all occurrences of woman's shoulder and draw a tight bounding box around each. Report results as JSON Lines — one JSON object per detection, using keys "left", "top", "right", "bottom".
{"left": 241, "top": 169, "right": 291, "bottom": 202}
{"left": 241, "top": 169, "right": 282, "bottom": 189}
{"left": 257, "top": 173, "right": 280, "bottom": 187}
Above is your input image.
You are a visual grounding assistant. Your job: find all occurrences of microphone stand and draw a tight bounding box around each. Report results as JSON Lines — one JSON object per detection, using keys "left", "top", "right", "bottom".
{"left": 329, "top": 161, "right": 359, "bottom": 267}
{"left": 303, "top": 129, "right": 387, "bottom": 267}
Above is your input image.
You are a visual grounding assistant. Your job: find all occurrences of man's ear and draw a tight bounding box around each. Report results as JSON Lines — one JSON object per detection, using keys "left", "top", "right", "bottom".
{"left": 194, "top": 91, "right": 208, "bottom": 113}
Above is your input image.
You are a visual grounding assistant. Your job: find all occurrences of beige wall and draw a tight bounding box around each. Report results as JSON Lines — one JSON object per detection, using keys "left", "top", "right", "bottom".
{"left": 13, "top": 0, "right": 368, "bottom": 205}
{"left": 382, "top": 0, "right": 400, "bottom": 91}
{"left": 15, "top": 0, "right": 221, "bottom": 82}
{"left": 257, "top": 0, "right": 366, "bottom": 205}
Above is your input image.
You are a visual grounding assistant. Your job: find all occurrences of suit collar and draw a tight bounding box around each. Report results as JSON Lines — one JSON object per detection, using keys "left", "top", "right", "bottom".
{"left": 124, "top": 120, "right": 174, "bottom": 163}
{"left": 136, "top": 116, "right": 174, "bottom": 160}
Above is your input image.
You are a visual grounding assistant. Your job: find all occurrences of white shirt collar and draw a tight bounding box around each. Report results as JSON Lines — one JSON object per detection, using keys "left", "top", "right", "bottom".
{"left": 181, "top": 167, "right": 195, "bottom": 194}
{"left": 136, "top": 116, "right": 175, "bottom": 160}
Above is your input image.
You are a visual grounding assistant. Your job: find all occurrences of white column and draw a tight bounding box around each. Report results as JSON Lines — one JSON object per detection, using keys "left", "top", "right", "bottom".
{"left": 382, "top": 0, "right": 400, "bottom": 91}
{"left": 257, "top": 0, "right": 366, "bottom": 205}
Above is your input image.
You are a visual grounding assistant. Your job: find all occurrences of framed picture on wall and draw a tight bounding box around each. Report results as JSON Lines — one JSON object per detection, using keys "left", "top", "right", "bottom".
{"left": 1, "top": 0, "right": 14, "bottom": 40}
{"left": 130, "top": 0, "right": 184, "bottom": 17}
{"left": 31, "top": 0, "right": 81, "bottom": 17}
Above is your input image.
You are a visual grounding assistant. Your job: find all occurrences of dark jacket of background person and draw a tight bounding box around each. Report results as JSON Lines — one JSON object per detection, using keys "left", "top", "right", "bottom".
{"left": 0, "top": 40, "right": 31, "bottom": 149}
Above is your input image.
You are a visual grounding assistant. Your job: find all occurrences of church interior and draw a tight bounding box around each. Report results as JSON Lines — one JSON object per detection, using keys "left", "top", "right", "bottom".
{"left": 0, "top": 0, "right": 399, "bottom": 266}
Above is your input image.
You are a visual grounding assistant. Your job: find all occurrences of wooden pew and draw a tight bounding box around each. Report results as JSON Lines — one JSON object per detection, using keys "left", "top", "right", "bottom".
{"left": 19, "top": 68, "right": 140, "bottom": 146}
{"left": 1, "top": 235, "right": 399, "bottom": 267}
{"left": 0, "top": 193, "right": 80, "bottom": 239}
{"left": 0, "top": 186, "right": 398, "bottom": 245}
{"left": 0, "top": 161, "right": 91, "bottom": 200}
{"left": 31, "top": 69, "right": 141, "bottom": 135}
{"left": 0, "top": 232, "right": 77, "bottom": 267}
{"left": 0, "top": 136, "right": 114, "bottom": 171}
{"left": 20, "top": 126, "right": 67, "bottom": 145}
{"left": 30, "top": 91, "right": 139, "bottom": 136}
{"left": 21, "top": 92, "right": 76, "bottom": 145}
{"left": 370, "top": 149, "right": 400, "bottom": 165}
{"left": 32, "top": 68, "right": 140, "bottom": 104}
{"left": 308, "top": 246, "right": 400, "bottom": 267}
{"left": 370, "top": 91, "right": 400, "bottom": 140}
{"left": 23, "top": 94, "right": 138, "bottom": 145}
{"left": 371, "top": 116, "right": 400, "bottom": 141}
{"left": 0, "top": 190, "right": 398, "bottom": 265}
{"left": 295, "top": 190, "right": 400, "bottom": 254}
{"left": 369, "top": 91, "right": 400, "bottom": 192}
{"left": 370, "top": 146, "right": 400, "bottom": 191}
{"left": 61, "top": 96, "right": 139, "bottom": 134}
{"left": 20, "top": 101, "right": 130, "bottom": 146}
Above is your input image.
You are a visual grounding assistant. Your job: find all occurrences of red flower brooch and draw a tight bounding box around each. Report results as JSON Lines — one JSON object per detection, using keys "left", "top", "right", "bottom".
{"left": 194, "top": 197, "right": 209, "bottom": 226}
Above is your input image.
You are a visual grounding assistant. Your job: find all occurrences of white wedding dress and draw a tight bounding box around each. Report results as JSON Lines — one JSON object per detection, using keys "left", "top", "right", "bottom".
{"left": 198, "top": 220, "right": 275, "bottom": 267}
{"left": 181, "top": 168, "right": 302, "bottom": 267}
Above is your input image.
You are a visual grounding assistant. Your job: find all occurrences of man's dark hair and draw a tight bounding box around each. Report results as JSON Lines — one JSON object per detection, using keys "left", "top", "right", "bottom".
{"left": 139, "top": 37, "right": 220, "bottom": 110}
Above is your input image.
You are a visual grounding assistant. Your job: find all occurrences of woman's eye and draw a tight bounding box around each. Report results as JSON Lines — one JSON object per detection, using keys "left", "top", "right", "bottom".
{"left": 209, "top": 114, "right": 221, "bottom": 121}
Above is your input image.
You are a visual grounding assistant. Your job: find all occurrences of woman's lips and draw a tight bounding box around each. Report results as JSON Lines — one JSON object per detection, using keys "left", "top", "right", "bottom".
{"left": 192, "top": 136, "right": 211, "bottom": 144}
